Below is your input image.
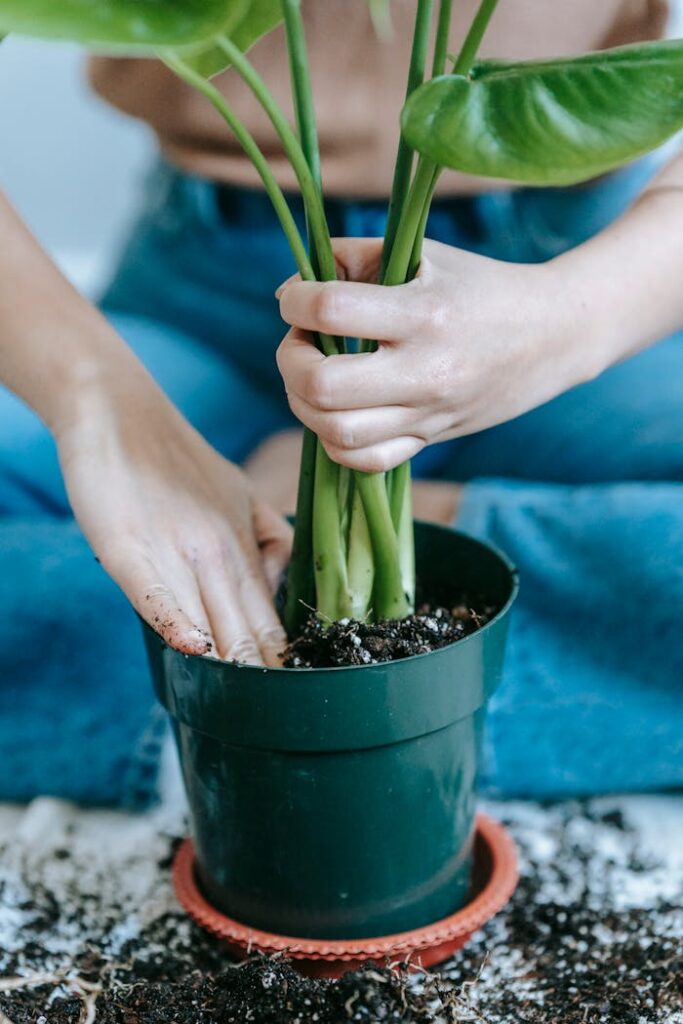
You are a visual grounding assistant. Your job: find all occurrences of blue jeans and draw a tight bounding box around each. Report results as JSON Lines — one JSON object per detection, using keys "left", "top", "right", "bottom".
{"left": 1, "top": 159, "right": 681, "bottom": 805}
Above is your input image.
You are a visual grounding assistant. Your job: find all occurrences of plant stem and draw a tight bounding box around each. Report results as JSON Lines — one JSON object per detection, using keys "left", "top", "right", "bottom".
{"left": 383, "top": 151, "right": 434, "bottom": 603}
{"left": 391, "top": 0, "right": 453, "bottom": 286}
{"left": 216, "top": 35, "right": 338, "bottom": 288}
{"left": 312, "top": 445, "right": 353, "bottom": 621}
{"left": 162, "top": 52, "right": 314, "bottom": 282}
{"left": 346, "top": 486, "right": 374, "bottom": 620}
{"left": 383, "top": 157, "right": 437, "bottom": 286}
{"left": 380, "top": 0, "right": 434, "bottom": 279}
{"left": 432, "top": 0, "right": 454, "bottom": 76}
{"left": 452, "top": 0, "right": 499, "bottom": 75}
{"left": 282, "top": 0, "right": 321, "bottom": 187}
{"left": 278, "top": 0, "right": 362, "bottom": 627}
{"left": 407, "top": 165, "right": 441, "bottom": 279}
{"left": 409, "top": 0, "right": 494, "bottom": 279}
{"left": 391, "top": 461, "right": 415, "bottom": 604}
{"left": 278, "top": 1, "right": 329, "bottom": 633}
{"left": 355, "top": 473, "right": 411, "bottom": 620}
{"left": 283, "top": 426, "right": 318, "bottom": 635}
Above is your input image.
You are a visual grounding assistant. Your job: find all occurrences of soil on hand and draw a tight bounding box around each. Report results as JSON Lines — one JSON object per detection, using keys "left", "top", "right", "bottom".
{"left": 283, "top": 602, "right": 496, "bottom": 668}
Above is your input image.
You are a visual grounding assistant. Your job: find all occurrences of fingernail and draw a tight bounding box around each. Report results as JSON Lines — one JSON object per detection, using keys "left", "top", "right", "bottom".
{"left": 275, "top": 283, "right": 286, "bottom": 299}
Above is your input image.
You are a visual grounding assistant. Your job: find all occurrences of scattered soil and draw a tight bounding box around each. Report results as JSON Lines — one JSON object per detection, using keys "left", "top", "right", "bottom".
{"left": 283, "top": 603, "right": 496, "bottom": 668}
{"left": 1, "top": 800, "right": 681, "bottom": 1023}
{"left": 96, "top": 958, "right": 461, "bottom": 1024}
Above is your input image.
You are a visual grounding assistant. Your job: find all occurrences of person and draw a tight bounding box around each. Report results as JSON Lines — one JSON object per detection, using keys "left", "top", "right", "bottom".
{"left": 1, "top": 0, "right": 681, "bottom": 808}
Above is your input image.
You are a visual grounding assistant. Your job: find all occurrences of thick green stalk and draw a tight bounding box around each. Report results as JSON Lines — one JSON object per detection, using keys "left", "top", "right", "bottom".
{"left": 389, "top": 0, "right": 495, "bottom": 600}
{"left": 382, "top": 0, "right": 455, "bottom": 608}
{"left": 383, "top": 157, "right": 438, "bottom": 286}
{"left": 355, "top": 473, "right": 411, "bottom": 620}
{"left": 407, "top": 165, "right": 440, "bottom": 279}
{"left": 452, "top": 0, "right": 500, "bottom": 75}
{"left": 277, "top": 1, "right": 328, "bottom": 633}
{"left": 346, "top": 486, "right": 374, "bottom": 620}
{"left": 278, "top": 1, "right": 350, "bottom": 626}
{"left": 380, "top": 0, "right": 434, "bottom": 279}
{"left": 216, "top": 35, "right": 337, "bottom": 287}
{"left": 409, "top": 0, "right": 492, "bottom": 278}
{"left": 283, "top": 426, "right": 317, "bottom": 634}
{"left": 391, "top": 462, "right": 415, "bottom": 605}
{"left": 432, "top": 0, "right": 454, "bottom": 76}
{"left": 162, "top": 53, "right": 314, "bottom": 282}
{"left": 312, "top": 445, "right": 353, "bottom": 621}
{"left": 282, "top": 0, "right": 321, "bottom": 187}
{"left": 388, "top": 0, "right": 453, "bottom": 286}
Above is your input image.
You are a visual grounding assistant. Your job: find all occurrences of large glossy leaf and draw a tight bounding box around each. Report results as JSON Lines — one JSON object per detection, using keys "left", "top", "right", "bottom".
{"left": 401, "top": 41, "right": 683, "bottom": 185}
{"left": 0, "top": 0, "right": 244, "bottom": 49}
{"left": 179, "top": 0, "right": 283, "bottom": 77}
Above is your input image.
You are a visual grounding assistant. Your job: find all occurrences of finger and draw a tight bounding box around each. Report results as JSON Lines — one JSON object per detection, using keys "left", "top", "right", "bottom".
{"left": 277, "top": 329, "right": 414, "bottom": 412}
{"left": 275, "top": 270, "right": 301, "bottom": 299}
{"left": 329, "top": 237, "right": 384, "bottom": 283}
{"left": 253, "top": 499, "right": 293, "bottom": 595}
{"left": 199, "top": 567, "right": 264, "bottom": 665}
{"left": 108, "top": 553, "right": 215, "bottom": 656}
{"left": 278, "top": 278, "right": 420, "bottom": 342}
{"left": 321, "top": 435, "right": 425, "bottom": 474}
{"left": 276, "top": 238, "right": 378, "bottom": 298}
{"left": 238, "top": 567, "right": 288, "bottom": 668}
{"left": 287, "top": 392, "right": 420, "bottom": 451}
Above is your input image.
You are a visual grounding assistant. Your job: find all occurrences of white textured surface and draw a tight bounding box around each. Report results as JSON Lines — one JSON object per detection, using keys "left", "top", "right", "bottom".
{"left": 0, "top": 794, "right": 681, "bottom": 1021}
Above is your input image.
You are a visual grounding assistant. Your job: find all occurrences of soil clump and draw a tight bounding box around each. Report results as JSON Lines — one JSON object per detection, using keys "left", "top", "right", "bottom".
{"left": 283, "top": 602, "right": 496, "bottom": 668}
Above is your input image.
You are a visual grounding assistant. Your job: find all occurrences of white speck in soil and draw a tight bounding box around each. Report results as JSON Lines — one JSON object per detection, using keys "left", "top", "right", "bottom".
{"left": 0, "top": 796, "right": 681, "bottom": 1022}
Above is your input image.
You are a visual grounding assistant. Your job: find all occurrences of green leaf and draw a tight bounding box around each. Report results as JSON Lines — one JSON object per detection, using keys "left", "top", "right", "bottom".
{"left": 401, "top": 40, "right": 683, "bottom": 185}
{"left": 0, "top": 0, "right": 244, "bottom": 49}
{"left": 178, "top": 0, "right": 283, "bottom": 78}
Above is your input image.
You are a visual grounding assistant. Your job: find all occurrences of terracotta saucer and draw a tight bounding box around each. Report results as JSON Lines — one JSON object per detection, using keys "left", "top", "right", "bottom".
{"left": 173, "top": 812, "right": 518, "bottom": 978}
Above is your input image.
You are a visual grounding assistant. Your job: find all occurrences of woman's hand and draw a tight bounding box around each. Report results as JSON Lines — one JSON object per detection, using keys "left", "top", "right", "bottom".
{"left": 55, "top": 372, "right": 291, "bottom": 667}
{"left": 277, "top": 237, "right": 600, "bottom": 473}
{"left": 0, "top": 193, "right": 290, "bottom": 666}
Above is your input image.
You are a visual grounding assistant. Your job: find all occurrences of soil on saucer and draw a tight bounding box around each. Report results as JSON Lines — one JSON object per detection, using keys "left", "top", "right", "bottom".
{"left": 283, "top": 602, "right": 496, "bottom": 668}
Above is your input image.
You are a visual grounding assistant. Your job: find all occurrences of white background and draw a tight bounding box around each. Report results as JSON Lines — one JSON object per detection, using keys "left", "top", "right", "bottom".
{"left": 0, "top": 39, "right": 153, "bottom": 293}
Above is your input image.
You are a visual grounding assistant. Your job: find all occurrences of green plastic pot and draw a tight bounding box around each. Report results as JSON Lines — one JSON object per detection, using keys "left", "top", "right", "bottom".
{"left": 144, "top": 521, "right": 518, "bottom": 940}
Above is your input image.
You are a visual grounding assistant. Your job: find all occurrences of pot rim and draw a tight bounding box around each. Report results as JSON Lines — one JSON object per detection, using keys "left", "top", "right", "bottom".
{"left": 147, "top": 522, "right": 519, "bottom": 676}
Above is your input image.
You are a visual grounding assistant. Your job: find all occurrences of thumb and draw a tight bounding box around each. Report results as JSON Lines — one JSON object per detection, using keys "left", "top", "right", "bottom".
{"left": 253, "top": 500, "right": 293, "bottom": 595}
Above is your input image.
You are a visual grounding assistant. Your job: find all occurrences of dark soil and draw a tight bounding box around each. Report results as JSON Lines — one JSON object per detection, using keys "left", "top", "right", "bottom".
{"left": 1, "top": 802, "right": 681, "bottom": 1023}
{"left": 94, "top": 958, "right": 459, "bottom": 1024}
{"left": 283, "top": 603, "right": 496, "bottom": 668}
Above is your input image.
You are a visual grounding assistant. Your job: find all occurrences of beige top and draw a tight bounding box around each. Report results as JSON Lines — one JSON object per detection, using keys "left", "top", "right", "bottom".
{"left": 89, "top": 0, "right": 669, "bottom": 197}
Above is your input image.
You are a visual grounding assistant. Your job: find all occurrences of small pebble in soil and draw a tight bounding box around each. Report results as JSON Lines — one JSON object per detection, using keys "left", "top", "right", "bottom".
{"left": 283, "top": 602, "right": 496, "bottom": 668}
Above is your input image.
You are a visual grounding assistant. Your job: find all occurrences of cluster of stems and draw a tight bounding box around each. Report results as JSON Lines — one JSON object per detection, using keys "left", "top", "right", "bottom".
{"left": 164, "top": 0, "right": 498, "bottom": 633}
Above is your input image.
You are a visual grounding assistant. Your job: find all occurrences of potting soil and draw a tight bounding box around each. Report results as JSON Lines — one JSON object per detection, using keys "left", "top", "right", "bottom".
{"left": 283, "top": 603, "right": 496, "bottom": 668}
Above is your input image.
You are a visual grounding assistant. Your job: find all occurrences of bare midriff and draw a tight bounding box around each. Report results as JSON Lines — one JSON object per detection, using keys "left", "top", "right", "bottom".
{"left": 89, "top": 0, "right": 669, "bottom": 197}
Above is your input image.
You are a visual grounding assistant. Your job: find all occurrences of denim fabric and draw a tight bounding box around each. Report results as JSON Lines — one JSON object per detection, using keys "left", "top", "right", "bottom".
{"left": 0, "top": 156, "right": 680, "bottom": 805}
